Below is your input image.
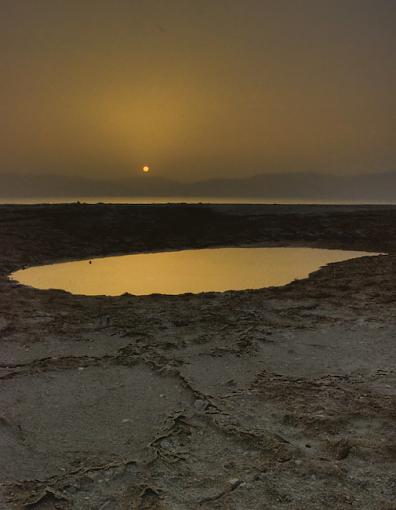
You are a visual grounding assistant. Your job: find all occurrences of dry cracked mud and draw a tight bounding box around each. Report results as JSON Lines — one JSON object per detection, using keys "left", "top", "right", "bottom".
{"left": 0, "top": 203, "right": 395, "bottom": 509}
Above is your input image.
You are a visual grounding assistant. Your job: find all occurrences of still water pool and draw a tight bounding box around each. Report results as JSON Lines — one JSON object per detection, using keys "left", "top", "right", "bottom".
{"left": 11, "top": 247, "right": 379, "bottom": 296}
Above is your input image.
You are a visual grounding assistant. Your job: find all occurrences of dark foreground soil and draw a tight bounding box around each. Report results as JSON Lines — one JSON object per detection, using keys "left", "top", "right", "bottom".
{"left": 0, "top": 203, "right": 395, "bottom": 509}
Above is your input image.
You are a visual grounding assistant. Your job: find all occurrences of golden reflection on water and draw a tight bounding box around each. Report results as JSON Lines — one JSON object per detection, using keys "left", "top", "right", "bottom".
{"left": 11, "top": 248, "right": 378, "bottom": 296}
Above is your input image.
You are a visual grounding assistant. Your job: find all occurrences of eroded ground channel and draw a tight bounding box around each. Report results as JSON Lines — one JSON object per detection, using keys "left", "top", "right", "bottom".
{"left": 0, "top": 203, "right": 395, "bottom": 509}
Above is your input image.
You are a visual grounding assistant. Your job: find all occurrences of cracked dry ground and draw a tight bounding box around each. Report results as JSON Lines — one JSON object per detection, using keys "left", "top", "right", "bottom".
{"left": 0, "top": 204, "right": 395, "bottom": 509}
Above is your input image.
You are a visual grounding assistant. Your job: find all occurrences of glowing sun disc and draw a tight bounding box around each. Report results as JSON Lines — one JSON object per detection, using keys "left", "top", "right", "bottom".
{"left": 143, "top": 165, "right": 150, "bottom": 173}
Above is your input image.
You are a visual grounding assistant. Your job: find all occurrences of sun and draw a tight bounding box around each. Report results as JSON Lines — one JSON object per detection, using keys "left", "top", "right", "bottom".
{"left": 142, "top": 165, "right": 150, "bottom": 173}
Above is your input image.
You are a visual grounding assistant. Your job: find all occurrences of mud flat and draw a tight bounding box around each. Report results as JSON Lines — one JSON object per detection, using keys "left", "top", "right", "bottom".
{"left": 0, "top": 203, "right": 395, "bottom": 509}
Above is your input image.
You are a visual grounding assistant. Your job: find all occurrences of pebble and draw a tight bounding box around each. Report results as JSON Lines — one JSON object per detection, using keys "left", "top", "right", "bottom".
{"left": 194, "top": 399, "right": 208, "bottom": 411}
{"left": 228, "top": 478, "right": 241, "bottom": 486}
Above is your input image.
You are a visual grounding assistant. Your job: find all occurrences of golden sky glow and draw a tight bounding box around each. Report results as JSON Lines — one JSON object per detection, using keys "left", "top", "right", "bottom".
{"left": 0, "top": 1, "right": 395, "bottom": 181}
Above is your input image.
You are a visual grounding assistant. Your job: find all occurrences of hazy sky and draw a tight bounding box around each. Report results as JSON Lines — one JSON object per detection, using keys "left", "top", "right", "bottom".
{"left": 1, "top": 0, "right": 395, "bottom": 181}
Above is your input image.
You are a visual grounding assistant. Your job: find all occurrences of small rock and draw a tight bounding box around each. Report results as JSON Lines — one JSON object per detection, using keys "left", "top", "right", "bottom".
{"left": 228, "top": 478, "right": 242, "bottom": 488}
{"left": 194, "top": 399, "right": 208, "bottom": 412}
{"left": 334, "top": 439, "right": 351, "bottom": 460}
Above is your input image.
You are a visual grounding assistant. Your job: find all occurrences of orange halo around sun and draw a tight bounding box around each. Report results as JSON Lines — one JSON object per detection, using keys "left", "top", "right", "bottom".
{"left": 143, "top": 165, "right": 150, "bottom": 173}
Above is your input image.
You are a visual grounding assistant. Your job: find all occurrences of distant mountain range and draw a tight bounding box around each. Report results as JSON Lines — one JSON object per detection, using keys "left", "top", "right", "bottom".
{"left": 1, "top": 171, "right": 396, "bottom": 201}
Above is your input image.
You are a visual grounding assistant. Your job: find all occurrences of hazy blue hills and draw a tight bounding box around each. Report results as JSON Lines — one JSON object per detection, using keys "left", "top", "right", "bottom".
{"left": 1, "top": 171, "right": 396, "bottom": 201}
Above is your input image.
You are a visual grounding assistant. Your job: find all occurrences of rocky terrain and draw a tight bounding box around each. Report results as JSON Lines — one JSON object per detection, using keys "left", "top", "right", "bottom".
{"left": 0, "top": 203, "right": 395, "bottom": 509}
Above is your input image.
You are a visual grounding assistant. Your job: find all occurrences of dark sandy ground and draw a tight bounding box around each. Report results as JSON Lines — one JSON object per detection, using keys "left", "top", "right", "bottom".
{"left": 0, "top": 204, "right": 395, "bottom": 509}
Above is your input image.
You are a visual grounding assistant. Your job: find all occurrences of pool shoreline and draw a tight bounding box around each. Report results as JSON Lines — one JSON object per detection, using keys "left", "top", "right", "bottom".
{"left": 10, "top": 246, "right": 382, "bottom": 296}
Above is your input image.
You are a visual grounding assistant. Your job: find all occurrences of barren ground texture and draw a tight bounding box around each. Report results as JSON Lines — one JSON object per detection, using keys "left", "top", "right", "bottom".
{"left": 0, "top": 204, "right": 395, "bottom": 510}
